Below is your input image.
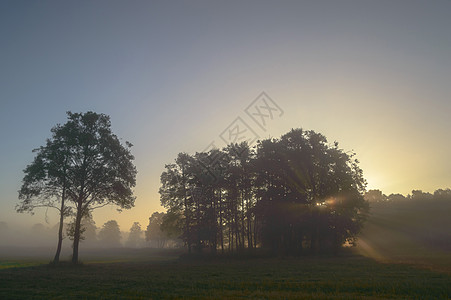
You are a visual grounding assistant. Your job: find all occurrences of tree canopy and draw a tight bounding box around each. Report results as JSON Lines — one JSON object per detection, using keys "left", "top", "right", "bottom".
{"left": 17, "top": 111, "right": 137, "bottom": 263}
{"left": 98, "top": 220, "right": 122, "bottom": 247}
{"left": 159, "top": 128, "right": 369, "bottom": 255}
{"left": 146, "top": 212, "right": 173, "bottom": 248}
{"left": 126, "top": 222, "right": 144, "bottom": 248}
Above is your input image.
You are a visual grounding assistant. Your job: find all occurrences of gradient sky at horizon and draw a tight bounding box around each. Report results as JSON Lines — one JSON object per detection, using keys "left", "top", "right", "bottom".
{"left": 1, "top": 0, "right": 450, "bottom": 232}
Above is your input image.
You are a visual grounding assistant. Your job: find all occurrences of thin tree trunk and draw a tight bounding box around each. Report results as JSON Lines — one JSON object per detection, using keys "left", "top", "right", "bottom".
{"left": 229, "top": 224, "right": 233, "bottom": 252}
{"left": 219, "top": 190, "right": 224, "bottom": 254}
{"left": 212, "top": 193, "right": 217, "bottom": 254}
{"left": 72, "top": 200, "right": 83, "bottom": 264}
{"left": 235, "top": 215, "right": 240, "bottom": 251}
{"left": 53, "top": 158, "right": 68, "bottom": 264}
{"left": 254, "top": 218, "right": 258, "bottom": 249}
{"left": 182, "top": 166, "right": 191, "bottom": 254}
{"left": 241, "top": 192, "right": 245, "bottom": 250}
{"left": 53, "top": 189, "right": 65, "bottom": 264}
{"left": 247, "top": 212, "right": 252, "bottom": 249}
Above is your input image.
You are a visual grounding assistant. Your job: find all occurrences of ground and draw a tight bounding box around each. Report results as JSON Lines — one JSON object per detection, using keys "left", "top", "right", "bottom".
{"left": 0, "top": 248, "right": 450, "bottom": 299}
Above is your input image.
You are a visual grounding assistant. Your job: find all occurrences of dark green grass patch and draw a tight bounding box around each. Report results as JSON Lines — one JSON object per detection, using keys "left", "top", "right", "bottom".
{"left": 0, "top": 254, "right": 450, "bottom": 299}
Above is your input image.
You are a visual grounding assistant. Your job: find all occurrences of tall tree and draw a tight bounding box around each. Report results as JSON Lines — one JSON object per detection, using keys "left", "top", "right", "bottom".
{"left": 160, "top": 128, "right": 369, "bottom": 255}
{"left": 254, "top": 129, "right": 368, "bottom": 254}
{"left": 17, "top": 111, "right": 137, "bottom": 264}
{"left": 160, "top": 153, "right": 195, "bottom": 252}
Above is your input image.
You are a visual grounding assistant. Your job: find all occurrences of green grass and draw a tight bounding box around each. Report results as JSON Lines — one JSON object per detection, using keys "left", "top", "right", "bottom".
{"left": 0, "top": 260, "right": 45, "bottom": 270}
{"left": 1, "top": 250, "right": 450, "bottom": 299}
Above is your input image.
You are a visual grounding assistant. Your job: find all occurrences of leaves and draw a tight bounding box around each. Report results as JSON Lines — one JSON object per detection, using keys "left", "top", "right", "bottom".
{"left": 17, "top": 111, "right": 137, "bottom": 262}
{"left": 159, "top": 128, "right": 369, "bottom": 254}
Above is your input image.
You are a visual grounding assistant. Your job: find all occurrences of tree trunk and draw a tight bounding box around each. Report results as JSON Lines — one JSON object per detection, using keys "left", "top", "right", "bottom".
{"left": 219, "top": 190, "right": 224, "bottom": 254}
{"left": 72, "top": 202, "right": 83, "bottom": 264}
{"left": 211, "top": 193, "right": 217, "bottom": 254}
{"left": 53, "top": 164, "right": 68, "bottom": 264}
{"left": 241, "top": 193, "right": 245, "bottom": 250}
{"left": 182, "top": 166, "right": 191, "bottom": 254}
{"left": 253, "top": 217, "right": 258, "bottom": 249}
{"left": 53, "top": 191, "right": 65, "bottom": 264}
{"left": 229, "top": 224, "right": 233, "bottom": 252}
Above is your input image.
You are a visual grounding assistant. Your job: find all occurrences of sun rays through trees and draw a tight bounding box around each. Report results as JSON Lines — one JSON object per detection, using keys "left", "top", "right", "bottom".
{"left": 159, "top": 128, "right": 369, "bottom": 255}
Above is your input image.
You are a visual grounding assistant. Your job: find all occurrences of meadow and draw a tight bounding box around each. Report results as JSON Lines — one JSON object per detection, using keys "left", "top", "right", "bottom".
{"left": 0, "top": 248, "right": 450, "bottom": 299}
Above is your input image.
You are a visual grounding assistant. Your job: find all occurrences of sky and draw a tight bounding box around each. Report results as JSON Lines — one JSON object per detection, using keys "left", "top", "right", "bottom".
{"left": 1, "top": 0, "right": 450, "bottom": 233}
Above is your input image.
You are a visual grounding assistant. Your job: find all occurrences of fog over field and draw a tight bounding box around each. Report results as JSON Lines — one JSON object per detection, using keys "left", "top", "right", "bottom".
{"left": 1, "top": 189, "right": 450, "bottom": 272}
{"left": 1, "top": 1, "right": 451, "bottom": 299}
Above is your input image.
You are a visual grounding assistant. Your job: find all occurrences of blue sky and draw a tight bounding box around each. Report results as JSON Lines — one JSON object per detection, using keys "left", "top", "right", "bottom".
{"left": 1, "top": 0, "right": 451, "bottom": 231}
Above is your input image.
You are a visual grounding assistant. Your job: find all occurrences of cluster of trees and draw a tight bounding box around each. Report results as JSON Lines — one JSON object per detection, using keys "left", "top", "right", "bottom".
{"left": 85, "top": 216, "right": 179, "bottom": 248}
{"left": 0, "top": 220, "right": 95, "bottom": 247}
{"left": 16, "top": 112, "right": 137, "bottom": 264}
{"left": 145, "top": 212, "right": 183, "bottom": 248}
{"left": 15, "top": 111, "right": 371, "bottom": 259}
{"left": 0, "top": 218, "right": 149, "bottom": 249}
{"left": 1, "top": 212, "right": 179, "bottom": 250}
{"left": 159, "top": 129, "right": 369, "bottom": 255}
{"left": 146, "top": 212, "right": 169, "bottom": 248}
{"left": 362, "top": 188, "right": 451, "bottom": 251}
{"left": 364, "top": 188, "right": 451, "bottom": 203}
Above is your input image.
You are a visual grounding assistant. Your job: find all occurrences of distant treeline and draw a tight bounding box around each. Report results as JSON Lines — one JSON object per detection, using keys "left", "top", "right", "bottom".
{"left": 159, "top": 129, "right": 369, "bottom": 255}
{"left": 0, "top": 217, "right": 180, "bottom": 249}
{"left": 365, "top": 188, "right": 451, "bottom": 203}
{"left": 364, "top": 188, "right": 451, "bottom": 251}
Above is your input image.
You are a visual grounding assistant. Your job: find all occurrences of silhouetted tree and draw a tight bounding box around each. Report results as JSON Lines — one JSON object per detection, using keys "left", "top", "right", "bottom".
{"left": 433, "top": 188, "right": 451, "bottom": 200}
{"left": 81, "top": 217, "right": 98, "bottom": 245}
{"left": 254, "top": 129, "right": 368, "bottom": 254}
{"left": 159, "top": 128, "right": 369, "bottom": 255}
{"left": 160, "top": 153, "right": 196, "bottom": 252}
{"left": 98, "top": 220, "right": 122, "bottom": 247}
{"left": 146, "top": 212, "right": 167, "bottom": 248}
{"left": 386, "top": 193, "right": 406, "bottom": 202}
{"left": 66, "top": 216, "right": 97, "bottom": 246}
{"left": 364, "top": 190, "right": 387, "bottom": 203}
{"left": 410, "top": 190, "right": 433, "bottom": 201}
{"left": 126, "top": 222, "right": 144, "bottom": 248}
{"left": 160, "top": 209, "right": 184, "bottom": 242}
{"left": 17, "top": 111, "right": 137, "bottom": 264}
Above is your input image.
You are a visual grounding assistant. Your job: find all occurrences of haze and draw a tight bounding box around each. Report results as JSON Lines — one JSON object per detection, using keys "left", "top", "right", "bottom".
{"left": 1, "top": 0, "right": 450, "bottom": 246}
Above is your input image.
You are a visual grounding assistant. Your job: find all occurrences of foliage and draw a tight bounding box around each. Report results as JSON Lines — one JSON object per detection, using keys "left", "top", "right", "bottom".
{"left": 66, "top": 217, "right": 97, "bottom": 243}
{"left": 364, "top": 189, "right": 387, "bottom": 203}
{"left": 362, "top": 188, "right": 451, "bottom": 251}
{"left": 159, "top": 128, "right": 369, "bottom": 255}
{"left": 145, "top": 212, "right": 167, "bottom": 248}
{"left": 17, "top": 111, "right": 137, "bottom": 263}
{"left": 17, "top": 122, "right": 74, "bottom": 262}
{"left": 126, "top": 222, "right": 144, "bottom": 248}
{"left": 98, "top": 220, "right": 122, "bottom": 247}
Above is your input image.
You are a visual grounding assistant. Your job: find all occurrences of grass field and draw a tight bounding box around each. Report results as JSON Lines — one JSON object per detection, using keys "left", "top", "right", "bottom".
{"left": 0, "top": 248, "right": 450, "bottom": 299}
